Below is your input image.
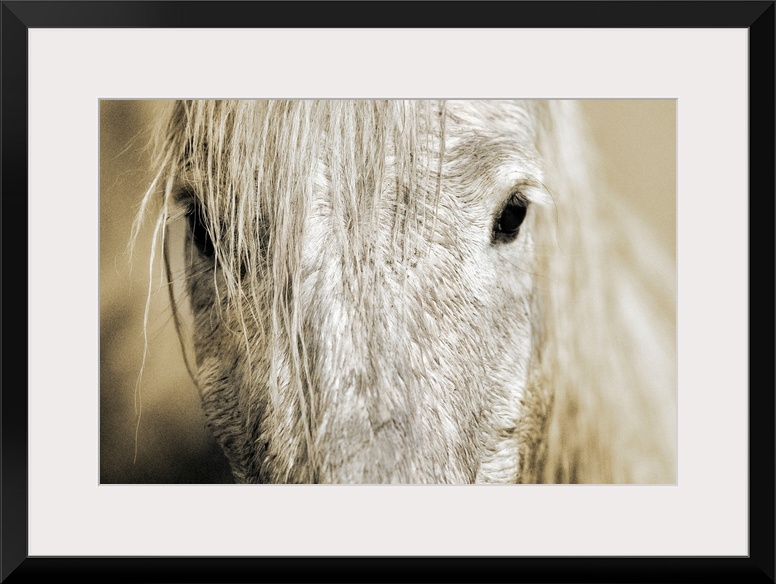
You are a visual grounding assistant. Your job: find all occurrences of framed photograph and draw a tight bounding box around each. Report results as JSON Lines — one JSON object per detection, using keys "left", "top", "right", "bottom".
{"left": 5, "top": 1, "right": 773, "bottom": 582}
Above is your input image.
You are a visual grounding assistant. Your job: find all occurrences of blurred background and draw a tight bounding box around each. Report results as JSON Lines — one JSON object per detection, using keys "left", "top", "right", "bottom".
{"left": 99, "top": 100, "right": 676, "bottom": 484}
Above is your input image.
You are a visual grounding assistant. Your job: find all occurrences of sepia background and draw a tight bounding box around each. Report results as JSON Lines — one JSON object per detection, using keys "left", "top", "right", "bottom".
{"left": 100, "top": 100, "right": 676, "bottom": 484}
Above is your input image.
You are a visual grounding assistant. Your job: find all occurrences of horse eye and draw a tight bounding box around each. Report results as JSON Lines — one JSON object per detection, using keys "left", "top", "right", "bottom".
{"left": 492, "top": 195, "right": 528, "bottom": 244}
{"left": 186, "top": 204, "right": 215, "bottom": 258}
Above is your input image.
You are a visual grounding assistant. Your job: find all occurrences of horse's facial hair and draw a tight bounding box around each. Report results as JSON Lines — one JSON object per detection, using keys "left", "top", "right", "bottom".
{"left": 179, "top": 101, "right": 547, "bottom": 483}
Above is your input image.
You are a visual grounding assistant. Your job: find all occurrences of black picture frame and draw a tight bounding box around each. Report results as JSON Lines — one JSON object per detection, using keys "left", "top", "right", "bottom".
{"left": 2, "top": 2, "right": 773, "bottom": 582}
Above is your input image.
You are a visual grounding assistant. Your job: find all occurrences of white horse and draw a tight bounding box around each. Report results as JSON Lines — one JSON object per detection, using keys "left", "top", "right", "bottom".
{"left": 134, "top": 100, "right": 676, "bottom": 484}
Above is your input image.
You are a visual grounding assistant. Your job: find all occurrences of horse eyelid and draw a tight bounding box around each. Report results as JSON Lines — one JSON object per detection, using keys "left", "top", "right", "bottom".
{"left": 508, "top": 191, "right": 530, "bottom": 207}
{"left": 171, "top": 185, "right": 198, "bottom": 207}
{"left": 511, "top": 176, "right": 551, "bottom": 206}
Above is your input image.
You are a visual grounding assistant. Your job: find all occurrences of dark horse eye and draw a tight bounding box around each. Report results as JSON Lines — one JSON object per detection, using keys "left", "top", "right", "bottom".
{"left": 186, "top": 203, "right": 215, "bottom": 258}
{"left": 492, "top": 195, "right": 528, "bottom": 244}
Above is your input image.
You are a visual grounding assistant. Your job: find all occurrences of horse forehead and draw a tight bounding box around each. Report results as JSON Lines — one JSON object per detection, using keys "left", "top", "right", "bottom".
{"left": 445, "top": 100, "right": 537, "bottom": 134}
{"left": 437, "top": 101, "right": 541, "bottom": 172}
{"left": 301, "top": 101, "right": 542, "bottom": 219}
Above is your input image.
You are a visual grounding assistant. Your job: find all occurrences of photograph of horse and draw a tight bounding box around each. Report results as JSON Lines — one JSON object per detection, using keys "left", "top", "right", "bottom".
{"left": 100, "top": 99, "right": 676, "bottom": 484}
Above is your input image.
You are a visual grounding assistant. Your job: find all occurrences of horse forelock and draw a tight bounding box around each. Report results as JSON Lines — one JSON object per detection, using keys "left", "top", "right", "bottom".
{"left": 149, "top": 101, "right": 459, "bottom": 477}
